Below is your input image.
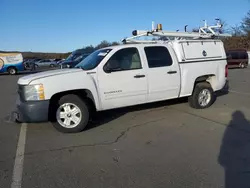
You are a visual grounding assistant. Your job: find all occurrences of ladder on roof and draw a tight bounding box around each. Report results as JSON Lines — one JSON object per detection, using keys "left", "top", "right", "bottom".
{"left": 122, "top": 19, "right": 232, "bottom": 44}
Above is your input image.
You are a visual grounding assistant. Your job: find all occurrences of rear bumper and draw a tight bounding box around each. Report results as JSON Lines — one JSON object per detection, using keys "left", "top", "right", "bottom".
{"left": 215, "top": 79, "right": 229, "bottom": 96}
{"left": 222, "top": 79, "right": 229, "bottom": 91}
{"left": 15, "top": 99, "right": 49, "bottom": 123}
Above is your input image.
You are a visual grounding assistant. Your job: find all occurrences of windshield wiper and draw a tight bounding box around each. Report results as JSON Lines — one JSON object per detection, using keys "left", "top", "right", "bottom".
{"left": 75, "top": 66, "right": 86, "bottom": 70}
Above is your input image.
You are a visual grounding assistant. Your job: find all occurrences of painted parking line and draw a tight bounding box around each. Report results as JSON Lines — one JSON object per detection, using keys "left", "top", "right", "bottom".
{"left": 11, "top": 123, "right": 27, "bottom": 188}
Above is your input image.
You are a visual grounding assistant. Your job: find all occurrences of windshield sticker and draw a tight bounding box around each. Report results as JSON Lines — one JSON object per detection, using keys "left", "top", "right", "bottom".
{"left": 98, "top": 52, "right": 108, "bottom": 56}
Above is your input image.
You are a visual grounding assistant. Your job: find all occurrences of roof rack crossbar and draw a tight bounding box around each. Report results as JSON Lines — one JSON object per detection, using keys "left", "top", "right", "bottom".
{"left": 122, "top": 19, "right": 232, "bottom": 44}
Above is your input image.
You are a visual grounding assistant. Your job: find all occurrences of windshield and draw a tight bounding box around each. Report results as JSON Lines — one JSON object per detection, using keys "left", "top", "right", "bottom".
{"left": 75, "top": 48, "right": 112, "bottom": 70}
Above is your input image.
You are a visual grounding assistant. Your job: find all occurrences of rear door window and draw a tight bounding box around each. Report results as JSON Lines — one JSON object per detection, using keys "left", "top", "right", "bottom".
{"left": 144, "top": 46, "right": 173, "bottom": 68}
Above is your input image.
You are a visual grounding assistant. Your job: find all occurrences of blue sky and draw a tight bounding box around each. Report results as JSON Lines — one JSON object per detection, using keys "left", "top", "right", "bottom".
{"left": 1, "top": 0, "right": 250, "bottom": 53}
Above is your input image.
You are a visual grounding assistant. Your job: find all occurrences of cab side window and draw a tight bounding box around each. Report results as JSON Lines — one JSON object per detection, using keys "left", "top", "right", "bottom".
{"left": 144, "top": 46, "right": 173, "bottom": 68}
{"left": 104, "top": 48, "right": 142, "bottom": 72}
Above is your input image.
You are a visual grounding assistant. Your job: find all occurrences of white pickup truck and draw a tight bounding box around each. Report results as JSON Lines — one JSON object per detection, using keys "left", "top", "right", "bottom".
{"left": 15, "top": 40, "right": 228, "bottom": 133}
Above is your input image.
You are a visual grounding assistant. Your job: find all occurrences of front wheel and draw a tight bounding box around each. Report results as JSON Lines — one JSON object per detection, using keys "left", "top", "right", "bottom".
{"left": 188, "top": 82, "right": 215, "bottom": 109}
{"left": 7, "top": 67, "right": 17, "bottom": 75}
{"left": 53, "top": 94, "right": 90, "bottom": 133}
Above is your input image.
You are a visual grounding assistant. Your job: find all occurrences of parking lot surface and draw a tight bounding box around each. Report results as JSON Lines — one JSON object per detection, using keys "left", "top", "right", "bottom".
{"left": 1, "top": 68, "right": 250, "bottom": 188}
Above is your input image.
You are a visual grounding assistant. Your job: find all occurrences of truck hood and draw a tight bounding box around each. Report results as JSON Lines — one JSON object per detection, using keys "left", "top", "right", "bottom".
{"left": 18, "top": 68, "right": 83, "bottom": 85}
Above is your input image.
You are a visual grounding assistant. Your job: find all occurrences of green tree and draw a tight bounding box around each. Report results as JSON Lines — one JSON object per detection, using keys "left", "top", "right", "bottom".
{"left": 83, "top": 45, "right": 95, "bottom": 53}
{"left": 192, "top": 28, "right": 199, "bottom": 32}
{"left": 95, "top": 40, "right": 111, "bottom": 49}
{"left": 111, "top": 41, "right": 120, "bottom": 46}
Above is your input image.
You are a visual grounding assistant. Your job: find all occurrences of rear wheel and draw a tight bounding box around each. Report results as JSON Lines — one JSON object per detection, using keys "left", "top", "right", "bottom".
{"left": 7, "top": 67, "right": 17, "bottom": 75}
{"left": 188, "top": 82, "right": 215, "bottom": 109}
{"left": 53, "top": 94, "right": 90, "bottom": 133}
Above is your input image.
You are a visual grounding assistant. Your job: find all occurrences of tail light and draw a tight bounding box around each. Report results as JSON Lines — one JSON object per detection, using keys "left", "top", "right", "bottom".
{"left": 225, "top": 64, "right": 228, "bottom": 77}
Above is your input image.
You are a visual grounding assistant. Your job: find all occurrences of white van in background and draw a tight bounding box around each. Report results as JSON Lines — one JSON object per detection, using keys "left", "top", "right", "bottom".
{"left": 0, "top": 53, "right": 24, "bottom": 75}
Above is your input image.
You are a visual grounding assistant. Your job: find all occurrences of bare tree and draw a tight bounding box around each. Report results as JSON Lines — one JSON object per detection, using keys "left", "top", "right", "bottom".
{"left": 230, "top": 24, "right": 243, "bottom": 36}
{"left": 241, "top": 10, "right": 250, "bottom": 35}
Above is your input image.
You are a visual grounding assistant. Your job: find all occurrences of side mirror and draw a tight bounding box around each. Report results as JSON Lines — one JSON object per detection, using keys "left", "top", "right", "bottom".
{"left": 105, "top": 67, "right": 112, "bottom": 73}
{"left": 104, "top": 60, "right": 120, "bottom": 73}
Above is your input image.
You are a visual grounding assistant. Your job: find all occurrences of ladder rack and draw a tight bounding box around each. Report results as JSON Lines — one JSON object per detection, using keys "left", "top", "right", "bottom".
{"left": 122, "top": 19, "right": 232, "bottom": 44}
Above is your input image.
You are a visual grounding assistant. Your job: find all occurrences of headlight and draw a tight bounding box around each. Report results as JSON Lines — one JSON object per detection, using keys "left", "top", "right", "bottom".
{"left": 23, "top": 84, "right": 45, "bottom": 101}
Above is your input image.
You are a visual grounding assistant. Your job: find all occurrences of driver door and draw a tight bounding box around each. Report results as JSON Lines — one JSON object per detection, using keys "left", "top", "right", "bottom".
{"left": 97, "top": 47, "right": 148, "bottom": 110}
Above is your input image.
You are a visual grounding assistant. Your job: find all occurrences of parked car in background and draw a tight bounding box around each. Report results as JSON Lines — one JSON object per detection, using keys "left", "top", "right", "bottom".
{"left": 58, "top": 48, "right": 93, "bottom": 68}
{"left": 53, "top": 58, "right": 63, "bottom": 63}
{"left": 60, "top": 53, "right": 90, "bottom": 68}
{"left": 23, "top": 58, "right": 41, "bottom": 70}
{"left": 0, "top": 53, "right": 25, "bottom": 75}
{"left": 226, "top": 49, "right": 249, "bottom": 68}
{"left": 35, "top": 59, "right": 58, "bottom": 68}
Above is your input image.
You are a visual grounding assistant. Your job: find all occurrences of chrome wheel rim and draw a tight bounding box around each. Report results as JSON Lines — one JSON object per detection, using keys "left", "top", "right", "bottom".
{"left": 10, "top": 69, "right": 16, "bottom": 74}
{"left": 56, "top": 103, "right": 82, "bottom": 128}
{"left": 198, "top": 89, "right": 211, "bottom": 107}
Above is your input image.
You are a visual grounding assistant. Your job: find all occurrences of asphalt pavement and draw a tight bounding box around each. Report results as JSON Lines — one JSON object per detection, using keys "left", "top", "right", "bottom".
{"left": 1, "top": 68, "right": 250, "bottom": 188}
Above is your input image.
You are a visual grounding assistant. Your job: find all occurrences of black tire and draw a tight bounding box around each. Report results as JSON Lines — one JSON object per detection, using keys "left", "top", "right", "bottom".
{"left": 188, "top": 82, "right": 215, "bottom": 109}
{"left": 31, "top": 64, "right": 36, "bottom": 71}
{"left": 24, "top": 63, "right": 29, "bottom": 70}
{"left": 50, "top": 64, "right": 55, "bottom": 68}
{"left": 52, "top": 94, "right": 90, "bottom": 133}
{"left": 7, "top": 67, "right": 17, "bottom": 75}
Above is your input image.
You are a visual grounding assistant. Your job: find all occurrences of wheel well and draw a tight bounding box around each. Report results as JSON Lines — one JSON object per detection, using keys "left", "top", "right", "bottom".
{"left": 48, "top": 89, "right": 96, "bottom": 121}
{"left": 193, "top": 75, "right": 216, "bottom": 91}
{"left": 7, "top": 66, "right": 17, "bottom": 71}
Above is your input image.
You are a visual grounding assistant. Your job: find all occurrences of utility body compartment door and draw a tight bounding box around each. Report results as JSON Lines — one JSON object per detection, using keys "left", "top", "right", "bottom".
{"left": 142, "top": 45, "right": 181, "bottom": 102}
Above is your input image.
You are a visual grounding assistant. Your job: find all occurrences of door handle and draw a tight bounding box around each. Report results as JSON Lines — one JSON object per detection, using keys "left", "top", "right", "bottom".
{"left": 167, "top": 71, "right": 177, "bottom": 74}
{"left": 134, "top": 74, "right": 145, "bottom": 78}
